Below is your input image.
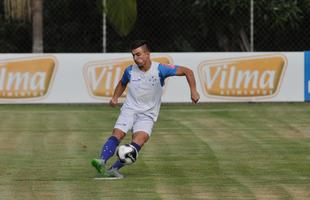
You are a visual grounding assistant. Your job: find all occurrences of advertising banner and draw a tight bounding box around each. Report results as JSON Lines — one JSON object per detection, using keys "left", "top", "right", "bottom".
{"left": 305, "top": 52, "right": 310, "bottom": 101}
{"left": 0, "top": 52, "right": 305, "bottom": 103}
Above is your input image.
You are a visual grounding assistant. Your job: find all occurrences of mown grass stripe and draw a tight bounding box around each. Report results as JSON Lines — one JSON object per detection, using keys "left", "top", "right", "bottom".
{"left": 1, "top": 103, "right": 310, "bottom": 199}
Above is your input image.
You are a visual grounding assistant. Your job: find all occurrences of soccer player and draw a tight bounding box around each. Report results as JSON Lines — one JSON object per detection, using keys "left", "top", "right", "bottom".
{"left": 91, "top": 40, "right": 200, "bottom": 179}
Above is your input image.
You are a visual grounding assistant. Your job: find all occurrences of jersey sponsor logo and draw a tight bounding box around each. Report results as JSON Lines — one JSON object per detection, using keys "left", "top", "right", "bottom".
{"left": 84, "top": 56, "right": 172, "bottom": 99}
{"left": 0, "top": 56, "right": 57, "bottom": 100}
{"left": 198, "top": 54, "right": 287, "bottom": 99}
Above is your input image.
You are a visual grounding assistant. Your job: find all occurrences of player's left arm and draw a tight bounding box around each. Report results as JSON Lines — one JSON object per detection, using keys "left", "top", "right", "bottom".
{"left": 176, "top": 66, "right": 200, "bottom": 104}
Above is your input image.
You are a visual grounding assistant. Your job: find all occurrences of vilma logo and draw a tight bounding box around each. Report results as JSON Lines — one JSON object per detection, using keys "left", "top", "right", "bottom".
{"left": 0, "top": 57, "right": 57, "bottom": 100}
{"left": 84, "top": 56, "right": 172, "bottom": 99}
{"left": 198, "top": 55, "right": 287, "bottom": 99}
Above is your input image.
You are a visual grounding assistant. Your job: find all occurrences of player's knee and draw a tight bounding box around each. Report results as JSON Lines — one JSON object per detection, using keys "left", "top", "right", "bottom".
{"left": 112, "top": 128, "right": 126, "bottom": 141}
{"left": 132, "top": 132, "right": 149, "bottom": 146}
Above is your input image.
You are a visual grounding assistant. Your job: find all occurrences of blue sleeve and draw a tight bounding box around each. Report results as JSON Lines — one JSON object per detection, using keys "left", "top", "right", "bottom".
{"left": 121, "top": 65, "right": 132, "bottom": 86}
{"left": 158, "top": 63, "right": 179, "bottom": 86}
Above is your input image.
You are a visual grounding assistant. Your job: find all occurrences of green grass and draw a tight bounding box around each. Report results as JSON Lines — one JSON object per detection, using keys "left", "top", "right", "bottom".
{"left": 1, "top": 103, "right": 310, "bottom": 200}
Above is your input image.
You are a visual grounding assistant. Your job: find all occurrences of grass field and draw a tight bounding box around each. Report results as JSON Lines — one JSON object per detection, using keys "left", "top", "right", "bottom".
{"left": 1, "top": 103, "right": 310, "bottom": 200}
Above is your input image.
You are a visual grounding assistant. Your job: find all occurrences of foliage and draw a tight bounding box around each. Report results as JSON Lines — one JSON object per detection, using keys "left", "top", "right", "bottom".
{"left": 104, "top": 0, "right": 137, "bottom": 37}
{"left": 256, "top": 0, "right": 304, "bottom": 29}
{"left": 254, "top": 0, "right": 310, "bottom": 51}
{"left": 0, "top": 19, "right": 31, "bottom": 52}
{"left": 3, "top": 0, "right": 31, "bottom": 22}
{"left": 1, "top": 0, "right": 310, "bottom": 52}
{"left": 44, "top": 0, "right": 103, "bottom": 52}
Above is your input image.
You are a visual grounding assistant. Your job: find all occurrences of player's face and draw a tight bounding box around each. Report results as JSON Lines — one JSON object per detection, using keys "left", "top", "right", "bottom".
{"left": 131, "top": 46, "right": 150, "bottom": 67}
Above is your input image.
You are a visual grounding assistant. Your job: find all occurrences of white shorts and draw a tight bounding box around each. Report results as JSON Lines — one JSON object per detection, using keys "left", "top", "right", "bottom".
{"left": 114, "top": 110, "right": 154, "bottom": 135}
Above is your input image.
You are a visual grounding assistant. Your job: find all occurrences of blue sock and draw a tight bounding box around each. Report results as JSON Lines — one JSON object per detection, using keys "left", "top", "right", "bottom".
{"left": 130, "top": 142, "right": 141, "bottom": 152}
{"left": 111, "top": 142, "right": 141, "bottom": 170}
{"left": 110, "top": 160, "right": 124, "bottom": 170}
{"left": 100, "top": 136, "right": 119, "bottom": 163}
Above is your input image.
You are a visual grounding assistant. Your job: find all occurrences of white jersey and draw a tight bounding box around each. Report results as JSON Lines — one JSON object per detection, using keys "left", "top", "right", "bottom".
{"left": 120, "top": 62, "right": 178, "bottom": 121}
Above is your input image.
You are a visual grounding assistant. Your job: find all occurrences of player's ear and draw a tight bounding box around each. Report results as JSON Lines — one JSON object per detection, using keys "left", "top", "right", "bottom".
{"left": 145, "top": 51, "right": 150, "bottom": 57}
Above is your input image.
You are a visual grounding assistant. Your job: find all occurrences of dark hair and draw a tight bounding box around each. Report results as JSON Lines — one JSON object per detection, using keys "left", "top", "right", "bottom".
{"left": 130, "top": 40, "right": 150, "bottom": 51}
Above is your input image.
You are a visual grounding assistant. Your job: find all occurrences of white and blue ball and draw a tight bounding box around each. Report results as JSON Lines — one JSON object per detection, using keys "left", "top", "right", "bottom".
{"left": 116, "top": 144, "right": 138, "bottom": 165}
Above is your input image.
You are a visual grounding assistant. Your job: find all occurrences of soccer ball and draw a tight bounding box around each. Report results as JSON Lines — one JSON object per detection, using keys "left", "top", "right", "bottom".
{"left": 116, "top": 144, "right": 138, "bottom": 165}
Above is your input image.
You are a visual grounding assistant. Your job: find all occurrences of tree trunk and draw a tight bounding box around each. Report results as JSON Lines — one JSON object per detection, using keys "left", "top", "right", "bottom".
{"left": 239, "top": 28, "right": 250, "bottom": 52}
{"left": 103, "top": 0, "right": 107, "bottom": 52}
{"left": 32, "top": 0, "right": 43, "bottom": 53}
{"left": 4, "top": 0, "right": 31, "bottom": 21}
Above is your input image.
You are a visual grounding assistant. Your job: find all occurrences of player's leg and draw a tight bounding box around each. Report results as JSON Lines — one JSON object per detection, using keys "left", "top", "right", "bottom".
{"left": 110, "top": 131, "right": 149, "bottom": 170}
{"left": 91, "top": 129, "right": 125, "bottom": 174}
{"left": 100, "top": 128, "right": 126, "bottom": 163}
{"left": 100, "top": 132, "right": 150, "bottom": 179}
{"left": 91, "top": 110, "right": 134, "bottom": 174}
{"left": 131, "top": 131, "right": 149, "bottom": 153}
{"left": 110, "top": 113, "right": 153, "bottom": 170}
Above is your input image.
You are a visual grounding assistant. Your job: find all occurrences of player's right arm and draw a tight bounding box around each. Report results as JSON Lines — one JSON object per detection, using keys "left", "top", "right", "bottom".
{"left": 109, "top": 66, "right": 132, "bottom": 107}
{"left": 110, "top": 81, "right": 127, "bottom": 107}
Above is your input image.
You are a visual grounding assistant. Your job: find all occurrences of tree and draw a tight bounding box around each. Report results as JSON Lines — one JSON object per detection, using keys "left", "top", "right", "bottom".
{"left": 103, "top": 0, "right": 137, "bottom": 37}
{"left": 174, "top": 0, "right": 309, "bottom": 51}
{"left": 4, "top": 0, "right": 31, "bottom": 21}
{"left": 254, "top": 0, "right": 310, "bottom": 51}
{"left": 3, "top": 0, "right": 137, "bottom": 53}
{"left": 101, "top": 0, "right": 137, "bottom": 52}
{"left": 31, "top": 0, "right": 43, "bottom": 52}
{"left": 4, "top": 0, "right": 43, "bottom": 52}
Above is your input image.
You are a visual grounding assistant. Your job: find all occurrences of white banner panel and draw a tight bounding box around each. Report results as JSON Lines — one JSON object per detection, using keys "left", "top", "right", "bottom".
{"left": 0, "top": 52, "right": 304, "bottom": 103}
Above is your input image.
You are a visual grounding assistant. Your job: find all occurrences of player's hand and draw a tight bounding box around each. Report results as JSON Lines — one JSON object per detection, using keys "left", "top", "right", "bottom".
{"left": 191, "top": 90, "right": 200, "bottom": 104}
{"left": 109, "top": 98, "right": 118, "bottom": 107}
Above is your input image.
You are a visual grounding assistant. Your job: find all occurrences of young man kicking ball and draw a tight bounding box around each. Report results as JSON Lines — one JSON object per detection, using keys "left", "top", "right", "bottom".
{"left": 91, "top": 40, "right": 200, "bottom": 179}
